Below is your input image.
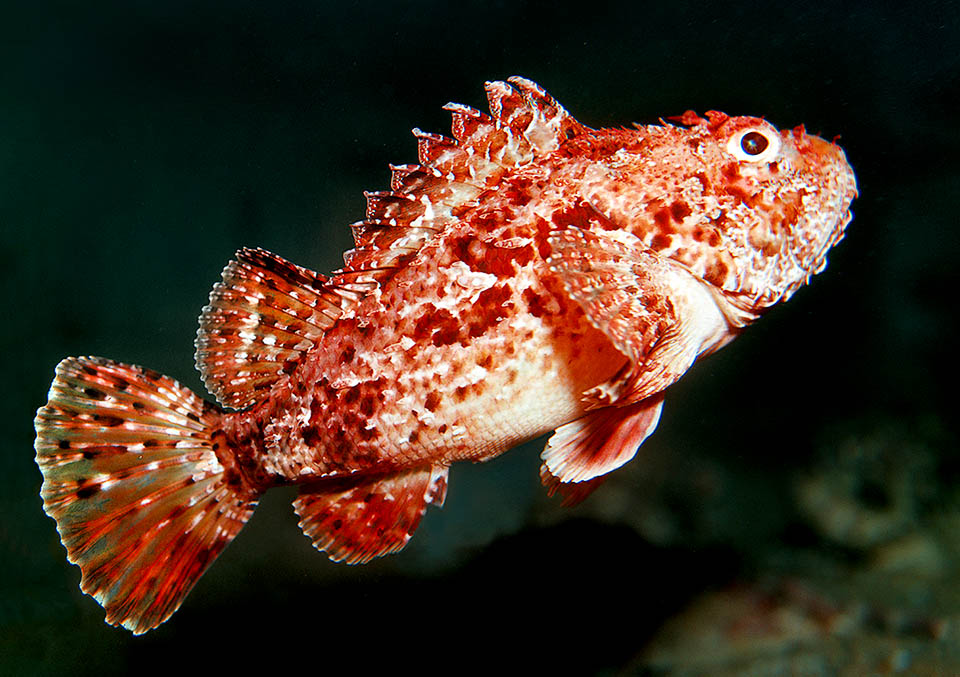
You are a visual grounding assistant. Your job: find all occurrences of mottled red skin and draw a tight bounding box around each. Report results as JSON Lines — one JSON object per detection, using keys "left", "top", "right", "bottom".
{"left": 223, "top": 210, "right": 626, "bottom": 487}
{"left": 213, "top": 81, "right": 857, "bottom": 493}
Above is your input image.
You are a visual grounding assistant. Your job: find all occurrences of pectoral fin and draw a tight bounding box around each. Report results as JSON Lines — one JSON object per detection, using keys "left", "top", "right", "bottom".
{"left": 546, "top": 225, "right": 703, "bottom": 407}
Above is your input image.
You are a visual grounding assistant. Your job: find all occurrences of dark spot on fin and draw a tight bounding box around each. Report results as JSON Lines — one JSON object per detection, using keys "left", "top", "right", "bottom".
{"left": 76, "top": 483, "right": 99, "bottom": 499}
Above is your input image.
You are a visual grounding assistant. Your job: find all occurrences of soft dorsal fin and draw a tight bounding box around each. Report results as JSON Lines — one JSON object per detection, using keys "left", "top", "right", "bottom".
{"left": 339, "top": 77, "right": 586, "bottom": 287}
{"left": 195, "top": 247, "right": 361, "bottom": 409}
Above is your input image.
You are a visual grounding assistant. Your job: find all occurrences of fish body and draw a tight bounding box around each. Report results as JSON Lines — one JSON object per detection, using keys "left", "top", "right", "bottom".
{"left": 34, "top": 77, "right": 857, "bottom": 633}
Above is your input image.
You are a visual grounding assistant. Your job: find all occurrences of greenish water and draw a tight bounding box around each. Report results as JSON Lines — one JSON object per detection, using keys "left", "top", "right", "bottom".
{"left": 2, "top": 1, "right": 958, "bottom": 674}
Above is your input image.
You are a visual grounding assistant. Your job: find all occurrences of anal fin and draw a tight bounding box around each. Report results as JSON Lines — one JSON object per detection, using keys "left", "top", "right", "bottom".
{"left": 293, "top": 464, "right": 448, "bottom": 565}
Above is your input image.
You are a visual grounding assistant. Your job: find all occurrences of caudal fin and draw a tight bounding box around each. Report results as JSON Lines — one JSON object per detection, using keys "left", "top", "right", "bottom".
{"left": 34, "top": 356, "right": 259, "bottom": 634}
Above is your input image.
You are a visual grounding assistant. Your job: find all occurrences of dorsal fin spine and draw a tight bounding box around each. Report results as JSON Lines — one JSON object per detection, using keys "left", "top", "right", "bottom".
{"left": 412, "top": 128, "right": 459, "bottom": 169}
{"left": 363, "top": 190, "right": 415, "bottom": 220}
{"left": 388, "top": 163, "right": 426, "bottom": 191}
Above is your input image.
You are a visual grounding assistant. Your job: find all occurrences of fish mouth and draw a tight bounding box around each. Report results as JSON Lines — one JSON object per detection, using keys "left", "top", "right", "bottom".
{"left": 803, "top": 136, "right": 858, "bottom": 280}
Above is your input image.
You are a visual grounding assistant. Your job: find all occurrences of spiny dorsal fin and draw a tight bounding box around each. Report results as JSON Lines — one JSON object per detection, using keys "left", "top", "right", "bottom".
{"left": 339, "top": 77, "right": 585, "bottom": 285}
{"left": 195, "top": 247, "right": 361, "bottom": 410}
{"left": 486, "top": 76, "right": 585, "bottom": 154}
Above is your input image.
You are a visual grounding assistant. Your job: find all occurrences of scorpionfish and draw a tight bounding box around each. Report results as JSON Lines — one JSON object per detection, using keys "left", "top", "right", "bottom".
{"left": 34, "top": 77, "right": 857, "bottom": 633}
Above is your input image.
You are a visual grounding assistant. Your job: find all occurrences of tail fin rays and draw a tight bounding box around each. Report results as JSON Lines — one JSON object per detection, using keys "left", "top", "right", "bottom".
{"left": 34, "top": 356, "right": 259, "bottom": 634}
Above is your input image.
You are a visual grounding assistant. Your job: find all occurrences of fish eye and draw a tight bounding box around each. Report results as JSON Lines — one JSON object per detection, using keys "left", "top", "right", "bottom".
{"left": 726, "top": 127, "right": 781, "bottom": 163}
{"left": 741, "top": 131, "right": 768, "bottom": 155}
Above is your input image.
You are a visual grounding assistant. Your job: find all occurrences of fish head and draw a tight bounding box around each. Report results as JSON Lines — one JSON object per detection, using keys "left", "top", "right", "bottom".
{"left": 678, "top": 111, "right": 859, "bottom": 313}
{"left": 584, "top": 111, "right": 857, "bottom": 320}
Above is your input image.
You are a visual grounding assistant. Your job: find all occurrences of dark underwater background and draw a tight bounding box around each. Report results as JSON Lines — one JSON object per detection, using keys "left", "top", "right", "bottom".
{"left": 2, "top": 1, "right": 958, "bottom": 674}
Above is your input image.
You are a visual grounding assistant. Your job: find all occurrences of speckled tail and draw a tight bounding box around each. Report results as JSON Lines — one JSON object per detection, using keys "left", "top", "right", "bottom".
{"left": 34, "top": 356, "right": 260, "bottom": 634}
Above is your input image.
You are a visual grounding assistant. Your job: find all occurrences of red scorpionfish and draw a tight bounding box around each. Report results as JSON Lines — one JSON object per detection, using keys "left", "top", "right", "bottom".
{"left": 35, "top": 77, "right": 857, "bottom": 633}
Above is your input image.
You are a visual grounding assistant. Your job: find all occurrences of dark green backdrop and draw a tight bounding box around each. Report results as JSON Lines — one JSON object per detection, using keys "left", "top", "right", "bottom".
{"left": 2, "top": 1, "right": 957, "bottom": 673}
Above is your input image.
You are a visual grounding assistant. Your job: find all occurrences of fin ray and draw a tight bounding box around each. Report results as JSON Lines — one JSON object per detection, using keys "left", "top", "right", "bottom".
{"left": 547, "top": 223, "right": 703, "bottom": 406}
